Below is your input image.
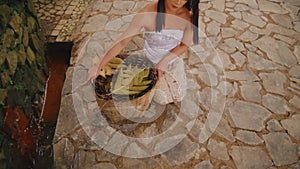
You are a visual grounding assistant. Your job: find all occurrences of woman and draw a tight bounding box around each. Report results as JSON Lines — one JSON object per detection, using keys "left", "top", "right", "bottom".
{"left": 87, "top": 0, "right": 200, "bottom": 104}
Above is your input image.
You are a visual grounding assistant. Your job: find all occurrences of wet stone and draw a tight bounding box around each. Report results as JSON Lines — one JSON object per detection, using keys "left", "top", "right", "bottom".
{"left": 235, "top": 130, "right": 263, "bottom": 145}
{"left": 230, "top": 146, "right": 272, "bottom": 169}
{"left": 281, "top": 114, "right": 300, "bottom": 141}
{"left": 262, "top": 94, "right": 289, "bottom": 115}
{"left": 267, "top": 119, "right": 283, "bottom": 132}
{"left": 207, "top": 138, "right": 229, "bottom": 160}
{"left": 229, "top": 100, "right": 271, "bottom": 131}
{"left": 263, "top": 132, "right": 298, "bottom": 166}
{"left": 259, "top": 71, "right": 287, "bottom": 96}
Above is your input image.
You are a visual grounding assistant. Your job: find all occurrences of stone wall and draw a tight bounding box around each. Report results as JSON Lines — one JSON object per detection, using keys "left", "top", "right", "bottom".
{"left": 0, "top": 0, "right": 48, "bottom": 168}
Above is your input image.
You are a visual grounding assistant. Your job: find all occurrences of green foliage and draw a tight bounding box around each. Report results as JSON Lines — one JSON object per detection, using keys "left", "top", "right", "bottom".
{"left": 15, "top": 84, "right": 23, "bottom": 91}
{"left": 8, "top": 78, "right": 13, "bottom": 85}
{"left": 0, "top": 0, "right": 24, "bottom": 11}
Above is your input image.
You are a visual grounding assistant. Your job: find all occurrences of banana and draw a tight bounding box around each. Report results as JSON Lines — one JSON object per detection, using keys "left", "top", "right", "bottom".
{"left": 129, "top": 85, "right": 149, "bottom": 91}
{"left": 110, "top": 57, "right": 123, "bottom": 64}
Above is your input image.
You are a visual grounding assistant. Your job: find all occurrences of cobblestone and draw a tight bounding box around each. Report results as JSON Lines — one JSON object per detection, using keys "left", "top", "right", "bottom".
{"left": 52, "top": 0, "right": 300, "bottom": 168}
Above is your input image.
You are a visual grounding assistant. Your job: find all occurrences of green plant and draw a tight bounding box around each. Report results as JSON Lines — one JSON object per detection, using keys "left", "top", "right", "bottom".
{"left": 15, "top": 84, "right": 23, "bottom": 91}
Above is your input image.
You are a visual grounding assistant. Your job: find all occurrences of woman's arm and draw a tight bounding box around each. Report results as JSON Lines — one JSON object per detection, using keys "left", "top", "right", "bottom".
{"left": 87, "top": 10, "right": 148, "bottom": 81}
{"left": 155, "top": 21, "right": 193, "bottom": 76}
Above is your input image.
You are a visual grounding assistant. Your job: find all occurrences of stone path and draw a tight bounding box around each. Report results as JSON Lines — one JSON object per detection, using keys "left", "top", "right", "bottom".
{"left": 33, "top": 0, "right": 91, "bottom": 42}
{"left": 54, "top": 0, "right": 300, "bottom": 168}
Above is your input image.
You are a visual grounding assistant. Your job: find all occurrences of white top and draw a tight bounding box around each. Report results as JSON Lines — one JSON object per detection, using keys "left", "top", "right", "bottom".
{"left": 143, "top": 29, "right": 184, "bottom": 63}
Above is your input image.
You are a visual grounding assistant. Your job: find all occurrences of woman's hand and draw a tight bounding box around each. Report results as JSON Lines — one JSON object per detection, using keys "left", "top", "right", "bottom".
{"left": 155, "top": 59, "right": 169, "bottom": 80}
{"left": 87, "top": 64, "right": 102, "bottom": 83}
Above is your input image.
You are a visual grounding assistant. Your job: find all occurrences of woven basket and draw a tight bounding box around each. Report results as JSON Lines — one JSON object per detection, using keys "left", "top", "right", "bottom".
{"left": 94, "top": 53, "right": 158, "bottom": 121}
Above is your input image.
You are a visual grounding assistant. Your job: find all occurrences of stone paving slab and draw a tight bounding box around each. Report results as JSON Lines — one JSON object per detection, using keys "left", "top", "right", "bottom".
{"left": 33, "top": 0, "right": 91, "bottom": 42}
{"left": 54, "top": 0, "right": 300, "bottom": 168}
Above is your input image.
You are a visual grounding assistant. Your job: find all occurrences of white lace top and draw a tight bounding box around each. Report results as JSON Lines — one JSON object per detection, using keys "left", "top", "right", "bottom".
{"left": 143, "top": 29, "right": 184, "bottom": 63}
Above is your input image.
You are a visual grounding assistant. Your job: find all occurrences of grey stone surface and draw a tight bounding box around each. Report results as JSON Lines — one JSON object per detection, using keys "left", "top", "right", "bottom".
{"left": 259, "top": 71, "right": 287, "bottom": 96}
{"left": 262, "top": 94, "right": 289, "bottom": 115}
{"left": 240, "top": 82, "right": 261, "bottom": 103}
{"left": 230, "top": 146, "right": 272, "bottom": 169}
{"left": 229, "top": 100, "right": 271, "bottom": 131}
{"left": 207, "top": 138, "right": 229, "bottom": 160}
{"left": 52, "top": 0, "right": 300, "bottom": 168}
{"left": 289, "top": 95, "right": 300, "bottom": 110}
{"left": 235, "top": 130, "right": 263, "bottom": 145}
{"left": 162, "top": 138, "right": 199, "bottom": 166}
{"left": 281, "top": 114, "right": 300, "bottom": 141}
{"left": 263, "top": 132, "right": 298, "bottom": 166}
{"left": 194, "top": 160, "right": 213, "bottom": 169}
{"left": 267, "top": 119, "right": 283, "bottom": 132}
{"left": 242, "top": 12, "right": 266, "bottom": 28}
{"left": 252, "top": 36, "right": 296, "bottom": 67}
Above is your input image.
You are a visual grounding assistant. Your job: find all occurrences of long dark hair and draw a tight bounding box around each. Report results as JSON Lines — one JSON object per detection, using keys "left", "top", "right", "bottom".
{"left": 155, "top": 0, "right": 200, "bottom": 44}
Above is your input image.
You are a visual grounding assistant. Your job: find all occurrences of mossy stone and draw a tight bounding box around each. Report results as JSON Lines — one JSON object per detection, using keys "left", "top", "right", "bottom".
{"left": 0, "top": 88, "right": 7, "bottom": 102}
{"left": 0, "top": 70, "right": 10, "bottom": 88}
{"left": 15, "top": 27, "right": 23, "bottom": 45}
{"left": 27, "top": 0, "right": 36, "bottom": 15}
{"left": 9, "top": 12, "right": 22, "bottom": 33}
{"left": 27, "top": 17, "right": 36, "bottom": 33}
{"left": 26, "top": 46, "right": 35, "bottom": 64}
{"left": 7, "top": 87, "right": 26, "bottom": 108}
{"left": 18, "top": 45, "right": 26, "bottom": 65}
{"left": 2, "top": 28, "right": 15, "bottom": 48}
{"left": 23, "top": 27, "right": 29, "bottom": 47}
{"left": 0, "top": 49, "right": 6, "bottom": 66}
{"left": 6, "top": 51, "right": 18, "bottom": 76}
{"left": 0, "top": 5, "right": 11, "bottom": 27}
{"left": 30, "top": 34, "right": 40, "bottom": 51}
